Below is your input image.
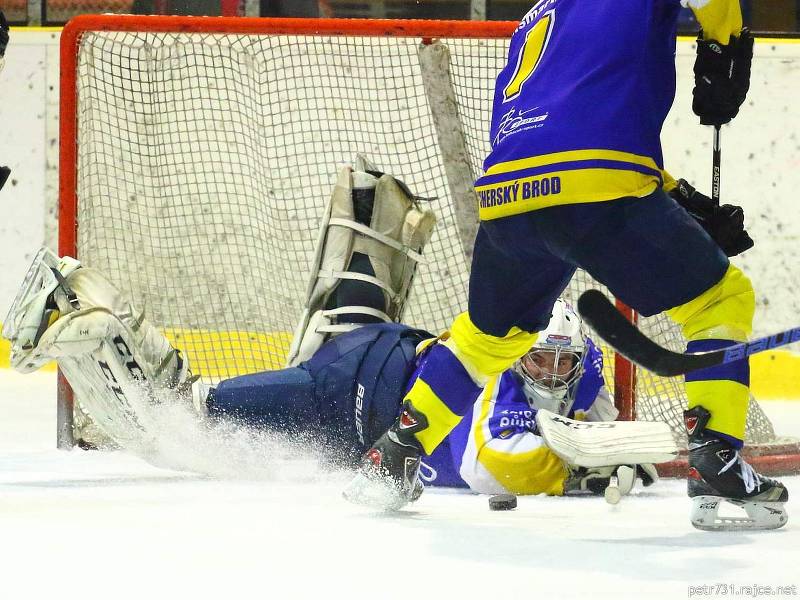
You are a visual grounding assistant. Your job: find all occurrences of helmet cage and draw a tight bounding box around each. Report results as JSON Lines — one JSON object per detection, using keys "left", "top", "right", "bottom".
{"left": 519, "top": 343, "right": 584, "bottom": 391}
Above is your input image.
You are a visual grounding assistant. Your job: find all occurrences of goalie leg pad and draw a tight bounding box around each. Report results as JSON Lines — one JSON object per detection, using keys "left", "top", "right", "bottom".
{"left": 7, "top": 259, "right": 194, "bottom": 449}
{"left": 42, "top": 308, "right": 174, "bottom": 449}
{"left": 535, "top": 409, "right": 679, "bottom": 468}
{"left": 286, "top": 158, "right": 436, "bottom": 366}
{"left": 75, "top": 270, "right": 187, "bottom": 386}
{"left": 4, "top": 247, "right": 82, "bottom": 372}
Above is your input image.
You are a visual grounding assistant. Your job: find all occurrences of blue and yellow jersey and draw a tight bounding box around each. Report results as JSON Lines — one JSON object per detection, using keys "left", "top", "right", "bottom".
{"left": 475, "top": 0, "right": 743, "bottom": 221}
{"left": 420, "top": 340, "right": 617, "bottom": 496}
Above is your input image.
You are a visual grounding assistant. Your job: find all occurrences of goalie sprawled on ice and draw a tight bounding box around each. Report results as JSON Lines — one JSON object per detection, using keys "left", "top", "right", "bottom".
{"left": 3, "top": 160, "right": 677, "bottom": 505}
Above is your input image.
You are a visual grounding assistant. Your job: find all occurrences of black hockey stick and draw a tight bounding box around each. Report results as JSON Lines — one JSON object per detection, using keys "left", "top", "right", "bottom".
{"left": 577, "top": 289, "right": 800, "bottom": 377}
{"left": 711, "top": 125, "right": 721, "bottom": 203}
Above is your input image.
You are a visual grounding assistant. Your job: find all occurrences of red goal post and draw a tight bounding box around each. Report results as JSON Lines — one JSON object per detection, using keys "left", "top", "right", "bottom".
{"left": 58, "top": 14, "right": 800, "bottom": 475}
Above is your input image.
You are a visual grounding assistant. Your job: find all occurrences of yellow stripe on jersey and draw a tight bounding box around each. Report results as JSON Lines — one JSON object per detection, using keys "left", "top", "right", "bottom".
{"left": 476, "top": 168, "right": 659, "bottom": 221}
{"left": 448, "top": 312, "right": 538, "bottom": 379}
{"left": 471, "top": 380, "right": 567, "bottom": 496}
{"left": 686, "top": 0, "right": 743, "bottom": 44}
{"left": 407, "top": 378, "right": 465, "bottom": 455}
{"left": 484, "top": 148, "right": 661, "bottom": 177}
{"left": 666, "top": 264, "right": 754, "bottom": 342}
{"left": 686, "top": 379, "right": 749, "bottom": 441}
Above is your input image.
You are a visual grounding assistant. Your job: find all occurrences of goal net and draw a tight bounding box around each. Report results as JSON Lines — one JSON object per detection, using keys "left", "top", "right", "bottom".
{"left": 59, "top": 14, "right": 799, "bottom": 474}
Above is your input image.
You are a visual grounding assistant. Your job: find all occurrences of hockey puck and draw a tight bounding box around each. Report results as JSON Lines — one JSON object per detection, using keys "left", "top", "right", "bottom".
{"left": 488, "top": 494, "right": 517, "bottom": 511}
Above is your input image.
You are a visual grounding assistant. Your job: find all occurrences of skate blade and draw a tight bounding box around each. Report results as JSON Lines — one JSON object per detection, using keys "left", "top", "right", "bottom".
{"left": 690, "top": 495, "right": 788, "bottom": 531}
{"left": 342, "top": 471, "right": 410, "bottom": 512}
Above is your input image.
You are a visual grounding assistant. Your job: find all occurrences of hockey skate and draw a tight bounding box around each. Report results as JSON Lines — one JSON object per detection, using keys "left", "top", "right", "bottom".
{"left": 685, "top": 406, "right": 788, "bottom": 531}
{"left": 342, "top": 401, "right": 426, "bottom": 510}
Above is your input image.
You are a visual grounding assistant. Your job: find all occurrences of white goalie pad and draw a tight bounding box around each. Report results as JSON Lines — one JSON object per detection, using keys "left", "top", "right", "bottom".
{"left": 3, "top": 249, "right": 192, "bottom": 450}
{"left": 3, "top": 247, "right": 82, "bottom": 372}
{"left": 535, "top": 409, "right": 680, "bottom": 468}
{"left": 286, "top": 156, "right": 436, "bottom": 366}
{"left": 47, "top": 310, "right": 164, "bottom": 450}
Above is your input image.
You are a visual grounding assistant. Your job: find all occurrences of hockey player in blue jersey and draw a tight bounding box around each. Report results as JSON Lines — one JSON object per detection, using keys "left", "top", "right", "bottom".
{"left": 346, "top": 0, "right": 789, "bottom": 531}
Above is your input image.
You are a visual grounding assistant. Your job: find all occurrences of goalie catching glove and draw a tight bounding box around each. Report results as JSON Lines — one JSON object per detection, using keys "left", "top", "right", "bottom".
{"left": 3, "top": 247, "right": 196, "bottom": 449}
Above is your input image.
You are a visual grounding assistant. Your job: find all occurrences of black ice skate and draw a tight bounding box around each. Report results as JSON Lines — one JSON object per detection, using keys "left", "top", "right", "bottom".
{"left": 685, "top": 406, "right": 788, "bottom": 531}
{"left": 342, "top": 401, "right": 426, "bottom": 511}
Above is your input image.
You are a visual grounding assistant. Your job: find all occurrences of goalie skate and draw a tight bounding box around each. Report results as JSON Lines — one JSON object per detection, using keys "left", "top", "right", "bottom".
{"left": 685, "top": 407, "right": 788, "bottom": 531}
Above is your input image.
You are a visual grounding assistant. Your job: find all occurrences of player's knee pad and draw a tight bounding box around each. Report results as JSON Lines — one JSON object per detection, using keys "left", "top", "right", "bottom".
{"left": 667, "top": 265, "right": 754, "bottom": 442}
{"left": 666, "top": 264, "right": 755, "bottom": 342}
{"left": 446, "top": 311, "right": 539, "bottom": 381}
{"left": 286, "top": 156, "right": 436, "bottom": 366}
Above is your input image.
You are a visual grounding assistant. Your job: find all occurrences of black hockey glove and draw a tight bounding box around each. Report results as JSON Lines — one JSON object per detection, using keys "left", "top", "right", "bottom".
{"left": 692, "top": 28, "right": 753, "bottom": 126}
{"left": 0, "top": 11, "right": 8, "bottom": 58}
{"left": 669, "top": 178, "right": 754, "bottom": 257}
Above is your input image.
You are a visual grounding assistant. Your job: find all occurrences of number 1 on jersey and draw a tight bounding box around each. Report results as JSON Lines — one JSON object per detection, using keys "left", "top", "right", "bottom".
{"left": 502, "top": 10, "right": 555, "bottom": 103}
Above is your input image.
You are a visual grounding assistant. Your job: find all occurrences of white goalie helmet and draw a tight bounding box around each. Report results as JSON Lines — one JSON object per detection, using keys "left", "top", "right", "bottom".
{"left": 515, "top": 299, "right": 587, "bottom": 416}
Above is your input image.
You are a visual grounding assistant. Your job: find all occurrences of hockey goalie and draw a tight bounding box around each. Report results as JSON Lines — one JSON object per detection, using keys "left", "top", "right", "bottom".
{"left": 4, "top": 160, "right": 680, "bottom": 512}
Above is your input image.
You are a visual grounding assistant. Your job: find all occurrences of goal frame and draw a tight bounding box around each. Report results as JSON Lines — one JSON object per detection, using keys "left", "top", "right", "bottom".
{"left": 58, "top": 14, "right": 800, "bottom": 476}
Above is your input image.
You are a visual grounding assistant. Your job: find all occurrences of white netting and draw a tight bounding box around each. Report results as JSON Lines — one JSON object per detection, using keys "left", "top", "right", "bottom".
{"left": 68, "top": 25, "right": 776, "bottom": 449}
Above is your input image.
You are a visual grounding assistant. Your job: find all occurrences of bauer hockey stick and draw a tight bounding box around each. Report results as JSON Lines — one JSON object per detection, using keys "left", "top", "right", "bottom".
{"left": 577, "top": 289, "right": 800, "bottom": 377}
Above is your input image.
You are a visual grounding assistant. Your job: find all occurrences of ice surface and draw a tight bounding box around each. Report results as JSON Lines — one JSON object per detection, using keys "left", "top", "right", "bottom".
{"left": 1, "top": 370, "right": 798, "bottom": 600}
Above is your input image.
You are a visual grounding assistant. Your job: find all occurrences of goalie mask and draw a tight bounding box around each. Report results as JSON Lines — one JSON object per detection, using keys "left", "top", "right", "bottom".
{"left": 515, "top": 299, "right": 587, "bottom": 416}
